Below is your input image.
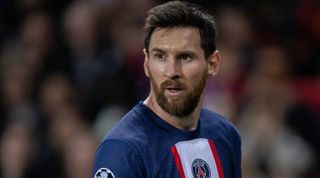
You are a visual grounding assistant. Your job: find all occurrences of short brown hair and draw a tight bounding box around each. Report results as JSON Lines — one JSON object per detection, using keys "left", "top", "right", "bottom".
{"left": 144, "top": 1, "right": 217, "bottom": 59}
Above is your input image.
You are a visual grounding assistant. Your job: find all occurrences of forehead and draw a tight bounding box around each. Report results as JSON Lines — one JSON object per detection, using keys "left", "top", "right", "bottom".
{"left": 149, "top": 27, "right": 202, "bottom": 52}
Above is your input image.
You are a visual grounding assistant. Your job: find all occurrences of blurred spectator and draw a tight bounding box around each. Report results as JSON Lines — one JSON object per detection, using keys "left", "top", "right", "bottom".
{"left": 0, "top": 10, "right": 68, "bottom": 116}
{"left": 63, "top": 0, "right": 135, "bottom": 119}
{"left": 37, "top": 72, "right": 89, "bottom": 178}
{"left": 204, "top": 5, "right": 253, "bottom": 121}
{"left": 39, "top": 72, "right": 77, "bottom": 116}
{"left": 63, "top": 131, "right": 99, "bottom": 178}
{"left": 0, "top": 107, "right": 39, "bottom": 178}
{"left": 97, "top": 0, "right": 155, "bottom": 99}
{"left": 1, "top": 43, "right": 34, "bottom": 109}
{"left": 238, "top": 46, "right": 314, "bottom": 178}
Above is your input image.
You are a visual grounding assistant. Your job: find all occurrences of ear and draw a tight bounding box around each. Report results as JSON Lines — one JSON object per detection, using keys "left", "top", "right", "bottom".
{"left": 207, "top": 50, "right": 220, "bottom": 78}
{"left": 143, "top": 48, "right": 150, "bottom": 78}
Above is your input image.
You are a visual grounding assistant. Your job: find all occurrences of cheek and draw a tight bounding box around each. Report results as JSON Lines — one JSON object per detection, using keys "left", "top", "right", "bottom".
{"left": 183, "top": 65, "right": 208, "bottom": 85}
{"left": 147, "top": 64, "right": 163, "bottom": 89}
{"left": 148, "top": 62, "right": 165, "bottom": 80}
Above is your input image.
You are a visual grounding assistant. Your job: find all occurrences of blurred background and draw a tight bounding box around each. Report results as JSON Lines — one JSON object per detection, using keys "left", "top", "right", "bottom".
{"left": 0, "top": 0, "right": 319, "bottom": 178}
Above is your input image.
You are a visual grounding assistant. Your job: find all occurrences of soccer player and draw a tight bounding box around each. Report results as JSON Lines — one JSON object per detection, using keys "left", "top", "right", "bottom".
{"left": 93, "top": 1, "right": 241, "bottom": 178}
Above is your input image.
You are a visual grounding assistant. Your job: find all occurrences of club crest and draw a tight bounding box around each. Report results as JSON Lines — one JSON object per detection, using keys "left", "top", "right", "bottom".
{"left": 192, "top": 159, "right": 210, "bottom": 178}
{"left": 94, "top": 168, "right": 115, "bottom": 178}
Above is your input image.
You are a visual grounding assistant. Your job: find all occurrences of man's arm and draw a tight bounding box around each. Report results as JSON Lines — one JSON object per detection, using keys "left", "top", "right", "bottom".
{"left": 93, "top": 139, "right": 144, "bottom": 178}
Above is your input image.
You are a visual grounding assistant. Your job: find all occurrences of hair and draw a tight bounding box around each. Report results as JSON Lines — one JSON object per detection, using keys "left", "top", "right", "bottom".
{"left": 144, "top": 1, "right": 217, "bottom": 59}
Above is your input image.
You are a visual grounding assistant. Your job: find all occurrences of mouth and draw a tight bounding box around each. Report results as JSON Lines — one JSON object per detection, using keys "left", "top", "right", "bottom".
{"left": 165, "top": 86, "right": 183, "bottom": 96}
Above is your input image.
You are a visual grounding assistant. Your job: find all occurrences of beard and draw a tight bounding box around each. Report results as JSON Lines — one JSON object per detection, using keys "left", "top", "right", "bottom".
{"left": 149, "top": 71, "right": 208, "bottom": 117}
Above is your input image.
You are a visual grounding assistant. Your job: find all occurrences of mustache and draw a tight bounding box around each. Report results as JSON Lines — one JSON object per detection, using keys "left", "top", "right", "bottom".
{"left": 160, "top": 79, "right": 185, "bottom": 90}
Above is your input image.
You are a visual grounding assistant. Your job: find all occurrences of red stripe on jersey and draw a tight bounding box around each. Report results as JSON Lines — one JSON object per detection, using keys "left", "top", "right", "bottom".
{"left": 171, "top": 146, "right": 186, "bottom": 178}
{"left": 208, "top": 140, "right": 225, "bottom": 178}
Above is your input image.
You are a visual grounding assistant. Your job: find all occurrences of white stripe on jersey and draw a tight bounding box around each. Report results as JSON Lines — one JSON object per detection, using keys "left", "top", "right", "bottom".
{"left": 173, "top": 138, "right": 223, "bottom": 178}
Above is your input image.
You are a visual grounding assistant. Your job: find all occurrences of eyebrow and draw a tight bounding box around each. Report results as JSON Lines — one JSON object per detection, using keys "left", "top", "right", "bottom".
{"left": 150, "top": 47, "right": 197, "bottom": 56}
{"left": 150, "top": 47, "right": 166, "bottom": 53}
{"left": 176, "top": 51, "right": 197, "bottom": 57}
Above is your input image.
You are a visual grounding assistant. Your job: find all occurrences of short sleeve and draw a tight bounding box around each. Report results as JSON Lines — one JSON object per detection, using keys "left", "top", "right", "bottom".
{"left": 92, "top": 139, "right": 144, "bottom": 178}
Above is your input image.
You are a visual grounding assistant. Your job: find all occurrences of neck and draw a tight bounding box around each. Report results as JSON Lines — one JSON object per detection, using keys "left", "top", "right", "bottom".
{"left": 143, "top": 93, "right": 204, "bottom": 131}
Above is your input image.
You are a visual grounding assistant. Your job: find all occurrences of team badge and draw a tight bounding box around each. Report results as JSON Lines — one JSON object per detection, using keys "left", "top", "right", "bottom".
{"left": 94, "top": 168, "right": 115, "bottom": 178}
{"left": 192, "top": 159, "right": 211, "bottom": 178}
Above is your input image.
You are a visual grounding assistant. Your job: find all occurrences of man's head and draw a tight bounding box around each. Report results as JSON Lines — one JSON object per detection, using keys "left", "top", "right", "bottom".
{"left": 143, "top": 1, "right": 220, "bottom": 117}
{"left": 144, "top": 1, "right": 217, "bottom": 59}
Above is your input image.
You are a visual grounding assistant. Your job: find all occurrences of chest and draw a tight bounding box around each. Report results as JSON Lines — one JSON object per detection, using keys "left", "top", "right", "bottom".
{"left": 149, "top": 138, "right": 233, "bottom": 178}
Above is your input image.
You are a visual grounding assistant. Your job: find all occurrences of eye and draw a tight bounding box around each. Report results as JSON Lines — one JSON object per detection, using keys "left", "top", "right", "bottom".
{"left": 179, "top": 54, "right": 192, "bottom": 62}
{"left": 153, "top": 52, "right": 165, "bottom": 61}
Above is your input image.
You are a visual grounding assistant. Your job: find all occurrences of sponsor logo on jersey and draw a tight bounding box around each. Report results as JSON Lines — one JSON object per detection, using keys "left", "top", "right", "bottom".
{"left": 192, "top": 158, "right": 210, "bottom": 178}
{"left": 94, "top": 168, "right": 115, "bottom": 178}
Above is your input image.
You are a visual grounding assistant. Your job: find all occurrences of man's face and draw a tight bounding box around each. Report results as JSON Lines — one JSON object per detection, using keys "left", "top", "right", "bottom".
{"left": 144, "top": 27, "right": 216, "bottom": 117}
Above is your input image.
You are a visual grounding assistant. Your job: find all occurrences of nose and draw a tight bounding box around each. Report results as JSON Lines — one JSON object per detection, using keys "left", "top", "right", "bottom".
{"left": 164, "top": 57, "right": 181, "bottom": 80}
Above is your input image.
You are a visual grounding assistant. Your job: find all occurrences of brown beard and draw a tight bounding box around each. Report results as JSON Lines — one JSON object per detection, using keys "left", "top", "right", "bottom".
{"left": 149, "top": 70, "right": 208, "bottom": 117}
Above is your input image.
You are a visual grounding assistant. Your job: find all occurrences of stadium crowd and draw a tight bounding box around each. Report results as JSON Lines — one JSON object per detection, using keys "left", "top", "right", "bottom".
{"left": 0, "top": 0, "right": 319, "bottom": 178}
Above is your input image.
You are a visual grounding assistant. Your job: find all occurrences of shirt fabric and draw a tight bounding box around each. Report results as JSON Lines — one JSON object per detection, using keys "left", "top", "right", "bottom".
{"left": 93, "top": 102, "right": 241, "bottom": 178}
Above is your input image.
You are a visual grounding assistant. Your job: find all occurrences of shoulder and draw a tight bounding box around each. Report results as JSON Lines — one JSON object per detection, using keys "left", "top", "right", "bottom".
{"left": 201, "top": 109, "right": 239, "bottom": 134}
{"left": 200, "top": 108, "right": 242, "bottom": 162}
{"left": 103, "top": 104, "right": 150, "bottom": 144}
{"left": 93, "top": 104, "right": 151, "bottom": 177}
{"left": 200, "top": 108, "right": 241, "bottom": 148}
{"left": 97, "top": 102, "right": 158, "bottom": 156}
{"left": 96, "top": 102, "right": 153, "bottom": 157}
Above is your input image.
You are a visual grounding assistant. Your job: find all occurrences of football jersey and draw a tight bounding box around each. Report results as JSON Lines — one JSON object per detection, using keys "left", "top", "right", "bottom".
{"left": 93, "top": 102, "right": 241, "bottom": 178}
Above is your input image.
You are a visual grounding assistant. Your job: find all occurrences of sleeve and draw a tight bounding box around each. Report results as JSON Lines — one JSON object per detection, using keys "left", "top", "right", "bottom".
{"left": 92, "top": 139, "right": 144, "bottom": 178}
{"left": 230, "top": 126, "right": 242, "bottom": 178}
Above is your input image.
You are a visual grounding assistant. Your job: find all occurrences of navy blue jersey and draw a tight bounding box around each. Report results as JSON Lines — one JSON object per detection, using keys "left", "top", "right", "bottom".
{"left": 93, "top": 102, "right": 241, "bottom": 178}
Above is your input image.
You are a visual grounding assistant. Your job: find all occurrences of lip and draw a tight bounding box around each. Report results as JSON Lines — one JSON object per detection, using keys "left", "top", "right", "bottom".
{"left": 165, "top": 87, "right": 183, "bottom": 96}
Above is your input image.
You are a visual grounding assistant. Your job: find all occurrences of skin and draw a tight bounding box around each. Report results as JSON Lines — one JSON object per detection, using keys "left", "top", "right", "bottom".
{"left": 143, "top": 27, "right": 220, "bottom": 131}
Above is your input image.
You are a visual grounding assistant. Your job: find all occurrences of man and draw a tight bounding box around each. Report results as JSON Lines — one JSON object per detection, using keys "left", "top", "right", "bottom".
{"left": 93, "top": 1, "right": 241, "bottom": 178}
